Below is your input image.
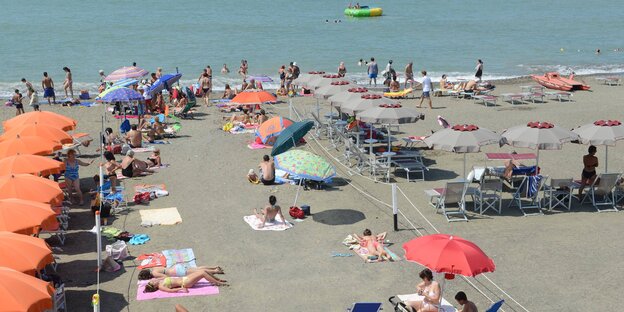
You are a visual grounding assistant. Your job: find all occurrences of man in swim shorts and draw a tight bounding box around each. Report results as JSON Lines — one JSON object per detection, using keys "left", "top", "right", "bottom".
{"left": 42, "top": 72, "right": 56, "bottom": 104}
{"left": 258, "top": 155, "right": 275, "bottom": 185}
{"left": 417, "top": 70, "right": 433, "bottom": 109}
{"left": 367, "top": 57, "right": 378, "bottom": 86}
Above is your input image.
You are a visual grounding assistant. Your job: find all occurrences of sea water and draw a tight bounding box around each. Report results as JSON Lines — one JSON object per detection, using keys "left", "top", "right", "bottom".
{"left": 1, "top": 0, "right": 623, "bottom": 97}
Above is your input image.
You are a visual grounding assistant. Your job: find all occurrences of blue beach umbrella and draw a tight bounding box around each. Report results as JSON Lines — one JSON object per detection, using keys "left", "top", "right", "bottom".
{"left": 111, "top": 78, "right": 139, "bottom": 88}
{"left": 148, "top": 73, "right": 182, "bottom": 96}
{"left": 271, "top": 120, "right": 314, "bottom": 156}
{"left": 97, "top": 87, "right": 144, "bottom": 102}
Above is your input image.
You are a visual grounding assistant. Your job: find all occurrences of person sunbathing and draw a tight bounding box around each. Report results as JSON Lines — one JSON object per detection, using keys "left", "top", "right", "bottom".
{"left": 255, "top": 109, "right": 269, "bottom": 124}
{"left": 229, "top": 109, "right": 251, "bottom": 124}
{"left": 222, "top": 84, "right": 236, "bottom": 99}
{"left": 389, "top": 79, "right": 400, "bottom": 92}
{"left": 404, "top": 269, "right": 441, "bottom": 312}
{"left": 121, "top": 150, "right": 155, "bottom": 178}
{"left": 253, "top": 195, "right": 287, "bottom": 228}
{"left": 143, "top": 271, "right": 228, "bottom": 293}
{"left": 352, "top": 229, "right": 392, "bottom": 261}
{"left": 147, "top": 149, "right": 162, "bottom": 167}
{"left": 138, "top": 265, "right": 224, "bottom": 280}
{"left": 439, "top": 74, "right": 453, "bottom": 90}
{"left": 503, "top": 157, "right": 523, "bottom": 181}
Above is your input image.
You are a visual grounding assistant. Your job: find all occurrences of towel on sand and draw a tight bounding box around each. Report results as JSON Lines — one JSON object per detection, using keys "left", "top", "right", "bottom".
{"left": 136, "top": 279, "right": 219, "bottom": 300}
{"left": 140, "top": 208, "right": 182, "bottom": 226}
{"left": 247, "top": 142, "right": 271, "bottom": 149}
{"left": 342, "top": 235, "right": 401, "bottom": 263}
{"left": 244, "top": 215, "right": 293, "bottom": 231}
{"left": 135, "top": 184, "right": 167, "bottom": 193}
{"left": 162, "top": 248, "right": 197, "bottom": 268}
{"left": 132, "top": 146, "right": 156, "bottom": 153}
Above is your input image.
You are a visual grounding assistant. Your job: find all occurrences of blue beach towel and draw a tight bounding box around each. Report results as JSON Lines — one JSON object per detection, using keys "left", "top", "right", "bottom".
{"left": 527, "top": 175, "right": 543, "bottom": 198}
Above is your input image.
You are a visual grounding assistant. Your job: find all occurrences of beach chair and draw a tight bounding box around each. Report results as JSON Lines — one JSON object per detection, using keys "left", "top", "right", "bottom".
{"left": 52, "top": 283, "right": 67, "bottom": 311}
{"left": 370, "top": 156, "right": 391, "bottom": 182}
{"left": 39, "top": 222, "right": 67, "bottom": 245}
{"left": 544, "top": 178, "right": 573, "bottom": 211}
{"left": 427, "top": 181, "right": 468, "bottom": 222}
{"left": 346, "top": 302, "right": 382, "bottom": 312}
{"left": 486, "top": 300, "right": 505, "bottom": 312}
{"left": 392, "top": 159, "right": 427, "bottom": 182}
{"left": 310, "top": 112, "right": 330, "bottom": 138}
{"left": 509, "top": 175, "right": 548, "bottom": 216}
{"left": 581, "top": 173, "right": 620, "bottom": 212}
{"left": 544, "top": 91, "right": 572, "bottom": 102}
{"left": 473, "top": 95, "right": 498, "bottom": 107}
{"left": 500, "top": 93, "right": 524, "bottom": 105}
{"left": 173, "top": 101, "right": 195, "bottom": 119}
{"left": 474, "top": 179, "right": 503, "bottom": 215}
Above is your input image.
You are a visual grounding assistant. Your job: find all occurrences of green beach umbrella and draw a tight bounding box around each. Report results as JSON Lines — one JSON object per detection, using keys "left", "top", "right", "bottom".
{"left": 271, "top": 120, "right": 315, "bottom": 156}
{"left": 274, "top": 150, "right": 336, "bottom": 182}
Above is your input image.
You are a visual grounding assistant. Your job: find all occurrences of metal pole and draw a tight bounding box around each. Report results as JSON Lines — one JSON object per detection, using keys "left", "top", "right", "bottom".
{"left": 463, "top": 153, "right": 467, "bottom": 179}
{"left": 293, "top": 179, "right": 303, "bottom": 208}
{"left": 605, "top": 146, "right": 608, "bottom": 173}
{"left": 95, "top": 211, "right": 102, "bottom": 269}
{"left": 392, "top": 183, "right": 398, "bottom": 231}
{"left": 289, "top": 98, "right": 293, "bottom": 120}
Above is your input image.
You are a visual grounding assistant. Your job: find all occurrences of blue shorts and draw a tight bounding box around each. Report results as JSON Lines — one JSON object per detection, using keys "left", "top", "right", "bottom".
{"left": 368, "top": 73, "right": 377, "bottom": 79}
{"left": 44, "top": 87, "right": 55, "bottom": 98}
{"left": 422, "top": 91, "right": 430, "bottom": 98}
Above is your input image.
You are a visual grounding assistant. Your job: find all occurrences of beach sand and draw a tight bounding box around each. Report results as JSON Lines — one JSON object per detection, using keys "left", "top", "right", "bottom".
{"left": 6, "top": 76, "right": 623, "bottom": 311}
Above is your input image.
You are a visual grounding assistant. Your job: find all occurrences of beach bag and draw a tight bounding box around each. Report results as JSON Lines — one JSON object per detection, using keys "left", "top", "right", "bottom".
{"left": 106, "top": 144, "right": 122, "bottom": 154}
{"left": 119, "top": 119, "right": 131, "bottom": 133}
{"left": 223, "top": 122, "right": 234, "bottom": 132}
{"left": 289, "top": 206, "right": 305, "bottom": 219}
{"left": 102, "top": 256, "right": 121, "bottom": 272}
{"left": 133, "top": 192, "right": 151, "bottom": 205}
{"left": 106, "top": 240, "right": 129, "bottom": 261}
{"left": 389, "top": 296, "right": 410, "bottom": 312}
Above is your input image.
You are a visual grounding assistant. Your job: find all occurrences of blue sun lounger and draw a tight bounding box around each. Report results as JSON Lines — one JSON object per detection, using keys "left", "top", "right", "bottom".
{"left": 346, "top": 302, "right": 382, "bottom": 312}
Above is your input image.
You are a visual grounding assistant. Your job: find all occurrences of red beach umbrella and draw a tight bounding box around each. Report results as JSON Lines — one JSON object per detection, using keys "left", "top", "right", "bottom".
{"left": 403, "top": 234, "right": 495, "bottom": 277}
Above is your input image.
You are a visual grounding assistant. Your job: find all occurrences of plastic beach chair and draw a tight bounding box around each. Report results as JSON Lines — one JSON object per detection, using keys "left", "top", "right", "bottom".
{"left": 428, "top": 181, "right": 468, "bottom": 222}
{"left": 486, "top": 300, "right": 505, "bottom": 312}
{"left": 581, "top": 173, "right": 620, "bottom": 212}
{"left": 509, "top": 175, "right": 548, "bottom": 216}
{"left": 346, "top": 302, "right": 382, "bottom": 312}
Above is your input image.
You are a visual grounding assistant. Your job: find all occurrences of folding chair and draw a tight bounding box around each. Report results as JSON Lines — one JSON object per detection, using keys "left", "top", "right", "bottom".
{"left": 581, "top": 173, "right": 620, "bottom": 212}
{"left": 474, "top": 179, "right": 503, "bottom": 214}
{"left": 346, "top": 302, "right": 382, "bottom": 312}
{"left": 430, "top": 181, "right": 468, "bottom": 222}
{"left": 544, "top": 178, "right": 573, "bottom": 211}
{"left": 486, "top": 300, "right": 505, "bottom": 312}
{"left": 509, "top": 175, "right": 547, "bottom": 216}
{"left": 39, "top": 222, "right": 67, "bottom": 245}
{"left": 52, "top": 283, "right": 67, "bottom": 311}
{"left": 310, "top": 112, "right": 329, "bottom": 138}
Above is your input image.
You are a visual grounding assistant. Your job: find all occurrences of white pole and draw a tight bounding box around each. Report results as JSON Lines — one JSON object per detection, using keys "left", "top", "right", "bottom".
{"left": 95, "top": 211, "right": 102, "bottom": 269}
{"left": 289, "top": 98, "right": 293, "bottom": 120}
{"left": 536, "top": 149, "right": 540, "bottom": 174}
{"left": 463, "top": 153, "right": 467, "bottom": 179}
{"left": 392, "top": 183, "right": 398, "bottom": 231}
{"left": 92, "top": 293, "right": 100, "bottom": 312}
{"left": 316, "top": 97, "right": 320, "bottom": 122}
{"left": 605, "top": 146, "right": 608, "bottom": 173}
{"left": 292, "top": 179, "right": 303, "bottom": 208}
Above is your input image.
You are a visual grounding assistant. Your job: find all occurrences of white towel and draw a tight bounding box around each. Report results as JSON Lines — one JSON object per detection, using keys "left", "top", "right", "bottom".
{"left": 243, "top": 215, "right": 293, "bottom": 231}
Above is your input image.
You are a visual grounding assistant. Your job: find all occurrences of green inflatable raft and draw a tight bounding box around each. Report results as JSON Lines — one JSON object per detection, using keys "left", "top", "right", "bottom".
{"left": 344, "top": 6, "right": 383, "bottom": 17}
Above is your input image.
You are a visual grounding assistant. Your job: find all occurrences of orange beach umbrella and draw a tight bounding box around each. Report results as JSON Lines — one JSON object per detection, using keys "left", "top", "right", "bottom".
{"left": 0, "top": 267, "right": 55, "bottom": 312}
{"left": 256, "top": 116, "right": 294, "bottom": 144}
{"left": 0, "top": 135, "right": 62, "bottom": 158}
{"left": 0, "top": 231, "right": 54, "bottom": 275}
{"left": 0, "top": 174, "right": 64, "bottom": 205}
{"left": 0, "top": 123, "right": 74, "bottom": 144}
{"left": 0, "top": 155, "right": 64, "bottom": 176}
{"left": 0, "top": 198, "right": 56, "bottom": 235}
{"left": 3, "top": 111, "right": 77, "bottom": 131}
{"left": 231, "top": 90, "right": 277, "bottom": 105}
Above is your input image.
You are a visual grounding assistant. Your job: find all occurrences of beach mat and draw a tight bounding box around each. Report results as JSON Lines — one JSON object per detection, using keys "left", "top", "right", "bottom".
{"left": 243, "top": 215, "right": 293, "bottom": 231}
{"left": 137, "top": 252, "right": 167, "bottom": 269}
{"left": 247, "top": 142, "right": 271, "bottom": 149}
{"left": 397, "top": 294, "right": 457, "bottom": 312}
{"left": 114, "top": 115, "right": 139, "bottom": 119}
{"left": 140, "top": 208, "right": 182, "bottom": 226}
{"left": 151, "top": 140, "right": 171, "bottom": 144}
{"left": 136, "top": 279, "right": 219, "bottom": 301}
{"left": 134, "top": 184, "right": 167, "bottom": 193}
{"left": 162, "top": 248, "right": 197, "bottom": 268}
{"left": 132, "top": 146, "right": 156, "bottom": 153}
{"left": 353, "top": 246, "right": 401, "bottom": 263}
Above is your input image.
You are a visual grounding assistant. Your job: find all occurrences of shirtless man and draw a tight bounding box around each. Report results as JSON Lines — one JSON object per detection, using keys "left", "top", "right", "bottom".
{"left": 199, "top": 73, "right": 211, "bottom": 105}
{"left": 404, "top": 62, "right": 414, "bottom": 88}
{"left": 258, "top": 155, "right": 275, "bottom": 185}
{"left": 63, "top": 67, "right": 73, "bottom": 98}
{"left": 455, "top": 291, "right": 478, "bottom": 312}
{"left": 253, "top": 195, "right": 287, "bottom": 228}
{"left": 125, "top": 124, "right": 142, "bottom": 148}
{"left": 42, "top": 72, "right": 56, "bottom": 104}
{"left": 12, "top": 89, "right": 24, "bottom": 115}
{"left": 238, "top": 59, "right": 248, "bottom": 79}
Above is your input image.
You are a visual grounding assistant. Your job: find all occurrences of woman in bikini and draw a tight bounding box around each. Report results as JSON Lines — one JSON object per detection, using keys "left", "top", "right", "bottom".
{"left": 143, "top": 270, "right": 228, "bottom": 293}
{"left": 404, "top": 269, "right": 441, "bottom": 312}
{"left": 138, "top": 265, "right": 224, "bottom": 280}
{"left": 353, "top": 229, "right": 392, "bottom": 261}
{"left": 63, "top": 67, "right": 73, "bottom": 99}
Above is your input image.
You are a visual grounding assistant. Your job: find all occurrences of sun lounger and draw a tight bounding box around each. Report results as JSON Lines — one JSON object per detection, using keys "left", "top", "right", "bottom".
{"left": 425, "top": 181, "right": 468, "bottom": 222}
{"left": 389, "top": 294, "right": 457, "bottom": 312}
{"left": 509, "top": 175, "right": 548, "bottom": 216}
{"left": 401, "top": 136, "right": 426, "bottom": 149}
{"left": 522, "top": 92, "right": 545, "bottom": 103}
{"left": 580, "top": 173, "right": 620, "bottom": 212}
{"left": 596, "top": 76, "right": 621, "bottom": 86}
{"left": 473, "top": 94, "right": 498, "bottom": 107}
{"left": 544, "top": 91, "right": 572, "bottom": 102}
{"left": 346, "top": 302, "right": 382, "bottom": 312}
{"left": 392, "top": 159, "right": 427, "bottom": 182}
{"left": 500, "top": 93, "right": 525, "bottom": 104}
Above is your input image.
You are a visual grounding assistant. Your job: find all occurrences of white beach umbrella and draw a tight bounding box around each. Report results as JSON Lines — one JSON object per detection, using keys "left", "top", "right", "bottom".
{"left": 308, "top": 74, "right": 343, "bottom": 89}
{"left": 358, "top": 103, "right": 424, "bottom": 152}
{"left": 328, "top": 87, "right": 370, "bottom": 108}
{"left": 501, "top": 121, "right": 578, "bottom": 172}
{"left": 314, "top": 81, "right": 353, "bottom": 99}
{"left": 573, "top": 119, "right": 624, "bottom": 172}
{"left": 425, "top": 124, "right": 501, "bottom": 177}
{"left": 341, "top": 94, "right": 397, "bottom": 115}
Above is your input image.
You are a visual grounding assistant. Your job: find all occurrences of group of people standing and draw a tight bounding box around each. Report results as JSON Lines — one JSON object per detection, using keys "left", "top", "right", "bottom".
{"left": 12, "top": 68, "right": 73, "bottom": 115}
{"left": 277, "top": 62, "right": 300, "bottom": 95}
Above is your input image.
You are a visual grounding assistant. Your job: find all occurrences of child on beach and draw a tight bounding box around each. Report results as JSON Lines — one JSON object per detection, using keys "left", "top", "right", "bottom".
{"left": 11, "top": 89, "right": 24, "bottom": 115}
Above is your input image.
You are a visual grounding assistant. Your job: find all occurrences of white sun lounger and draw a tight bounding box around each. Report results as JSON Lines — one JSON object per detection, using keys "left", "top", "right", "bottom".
{"left": 500, "top": 93, "right": 525, "bottom": 104}
{"left": 544, "top": 91, "right": 572, "bottom": 102}
{"left": 473, "top": 95, "right": 498, "bottom": 107}
{"left": 393, "top": 293, "right": 457, "bottom": 312}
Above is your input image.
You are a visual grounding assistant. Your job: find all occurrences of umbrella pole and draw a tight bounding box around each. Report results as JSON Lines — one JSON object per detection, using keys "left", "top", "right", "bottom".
{"left": 463, "top": 153, "right": 467, "bottom": 179}
{"left": 536, "top": 149, "right": 540, "bottom": 174}
{"left": 605, "top": 146, "right": 608, "bottom": 173}
{"left": 369, "top": 127, "right": 373, "bottom": 156}
{"left": 293, "top": 178, "right": 303, "bottom": 208}
{"left": 289, "top": 98, "right": 293, "bottom": 120}
{"left": 316, "top": 98, "right": 320, "bottom": 123}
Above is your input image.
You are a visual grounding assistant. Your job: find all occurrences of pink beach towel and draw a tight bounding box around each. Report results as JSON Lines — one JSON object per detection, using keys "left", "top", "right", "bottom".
{"left": 247, "top": 142, "right": 271, "bottom": 149}
{"left": 136, "top": 279, "right": 219, "bottom": 300}
{"left": 114, "top": 115, "right": 139, "bottom": 119}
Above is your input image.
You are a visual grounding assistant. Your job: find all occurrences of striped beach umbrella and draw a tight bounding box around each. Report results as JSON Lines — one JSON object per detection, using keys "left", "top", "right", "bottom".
{"left": 104, "top": 66, "right": 149, "bottom": 82}
{"left": 97, "top": 87, "right": 144, "bottom": 103}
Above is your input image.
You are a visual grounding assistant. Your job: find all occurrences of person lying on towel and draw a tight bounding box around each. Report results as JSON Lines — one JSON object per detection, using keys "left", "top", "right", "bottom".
{"left": 143, "top": 271, "right": 228, "bottom": 293}
{"left": 353, "top": 229, "right": 392, "bottom": 261}
{"left": 138, "top": 265, "right": 224, "bottom": 281}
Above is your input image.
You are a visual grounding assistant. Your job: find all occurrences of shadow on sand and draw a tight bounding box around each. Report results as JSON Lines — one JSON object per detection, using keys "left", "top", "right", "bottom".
{"left": 312, "top": 209, "right": 365, "bottom": 225}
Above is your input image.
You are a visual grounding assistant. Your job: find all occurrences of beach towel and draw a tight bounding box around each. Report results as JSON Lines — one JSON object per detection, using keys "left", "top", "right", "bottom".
{"left": 247, "top": 142, "right": 271, "bottom": 149}
{"left": 136, "top": 279, "right": 219, "bottom": 301}
{"left": 132, "top": 146, "right": 156, "bottom": 153}
{"left": 148, "top": 164, "right": 170, "bottom": 170}
{"left": 140, "top": 207, "right": 182, "bottom": 226}
{"left": 150, "top": 140, "right": 171, "bottom": 144}
{"left": 243, "top": 215, "right": 293, "bottom": 231}
{"left": 162, "top": 248, "right": 197, "bottom": 268}
{"left": 135, "top": 184, "right": 167, "bottom": 193}
{"left": 396, "top": 294, "right": 457, "bottom": 312}
{"left": 342, "top": 235, "right": 401, "bottom": 263}
{"left": 229, "top": 127, "right": 256, "bottom": 134}
{"left": 79, "top": 102, "right": 97, "bottom": 107}
{"left": 114, "top": 115, "right": 139, "bottom": 119}
{"left": 137, "top": 252, "right": 167, "bottom": 269}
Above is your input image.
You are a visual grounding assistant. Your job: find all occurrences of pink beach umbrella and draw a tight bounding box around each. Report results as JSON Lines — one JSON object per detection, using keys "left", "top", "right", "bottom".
{"left": 104, "top": 66, "right": 149, "bottom": 82}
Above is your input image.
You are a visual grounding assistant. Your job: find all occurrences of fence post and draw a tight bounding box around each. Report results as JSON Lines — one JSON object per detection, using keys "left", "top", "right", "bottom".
{"left": 392, "top": 183, "right": 398, "bottom": 231}
{"left": 92, "top": 293, "right": 100, "bottom": 312}
{"left": 95, "top": 211, "right": 102, "bottom": 269}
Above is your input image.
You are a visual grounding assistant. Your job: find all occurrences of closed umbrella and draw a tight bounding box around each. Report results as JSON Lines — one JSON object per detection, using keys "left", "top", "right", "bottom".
{"left": 271, "top": 120, "right": 314, "bottom": 156}
{"left": 255, "top": 116, "right": 294, "bottom": 145}
{"left": 104, "top": 66, "right": 148, "bottom": 81}
{"left": 0, "top": 124, "right": 73, "bottom": 144}
{"left": 0, "top": 174, "right": 64, "bottom": 205}
{"left": 341, "top": 94, "right": 397, "bottom": 115}
{"left": 572, "top": 119, "right": 624, "bottom": 172}
{"left": 0, "top": 198, "right": 56, "bottom": 234}
{"left": 501, "top": 121, "right": 578, "bottom": 172}
{"left": 0, "top": 267, "right": 55, "bottom": 312}
{"left": 0, "top": 136, "right": 62, "bottom": 158}
{"left": 148, "top": 73, "right": 183, "bottom": 96}
{"left": 424, "top": 124, "right": 501, "bottom": 177}
{"left": 0, "top": 231, "right": 54, "bottom": 275}
{"left": 231, "top": 90, "right": 277, "bottom": 105}
{"left": 0, "top": 155, "right": 64, "bottom": 176}
{"left": 274, "top": 150, "right": 336, "bottom": 207}
{"left": 3, "top": 111, "right": 76, "bottom": 131}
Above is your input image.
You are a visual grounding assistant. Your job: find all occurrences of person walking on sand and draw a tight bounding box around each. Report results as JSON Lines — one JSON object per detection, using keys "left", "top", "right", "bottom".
{"left": 404, "top": 62, "right": 414, "bottom": 88}
{"left": 12, "top": 89, "right": 25, "bottom": 115}
{"left": 475, "top": 59, "right": 483, "bottom": 82}
{"left": 63, "top": 67, "right": 73, "bottom": 99}
{"left": 578, "top": 145, "right": 598, "bottom": 197}
{"left": 42, "top": 72, "right": 55, "bottom": 104}
{"left": 258, "top": 154, "right": 275, "bottom": 185}
{"left": 199, "top": 73, "right": 211, "bottom": 105}
{"left": 417, "top": 70, "right": 433, "bottom": 109}
{"left": 253, "top": 195, "right": 287, "bottom": 228}
{"left": 21, "top": 78, "right": 35, "bottom": 99}
{"left": 367, "top": 57, "right": 378, "bottom": 86}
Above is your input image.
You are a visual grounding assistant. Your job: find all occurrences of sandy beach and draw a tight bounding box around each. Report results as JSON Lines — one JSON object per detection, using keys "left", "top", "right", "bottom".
{"left": 5, "top": 75, "right": 623, "bottom": 311}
